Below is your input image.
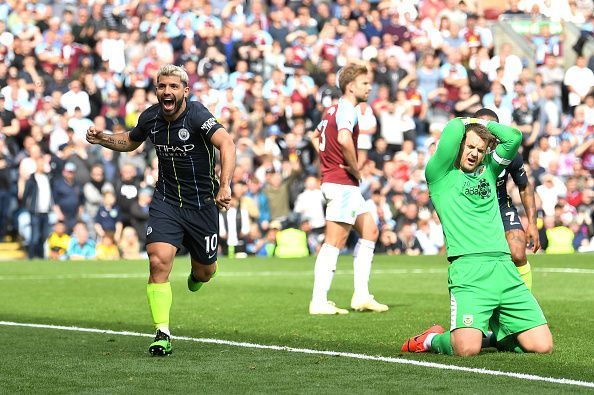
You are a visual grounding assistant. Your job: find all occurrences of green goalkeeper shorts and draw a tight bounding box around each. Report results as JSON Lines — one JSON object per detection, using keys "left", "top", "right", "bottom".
{"left": 448, "top": 253, "right": 547, "bottom": 341}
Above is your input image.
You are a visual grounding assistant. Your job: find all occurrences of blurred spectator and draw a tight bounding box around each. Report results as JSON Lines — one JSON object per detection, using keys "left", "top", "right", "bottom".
{"left": 219, "top": 184, "right": 251, "bottom": 256}
{"left": 66, "top": 222, "right": 96, "bottom": 260}
{"left": 47, "top": 221, "right": 70, "bottom": 260}
{"left": 564, "top": 55, "right": 594, "bottom": 114}
{"left": 118, "top": 226, "right": 141, "bottom": 260}
{"left": 274, "top": 222, "right": 309, "bottom": 258}
{"left": 95, "top": 232, "right": 121, "bottom": 260}
{"left": 129, "top": 187, "right": 152, "bottom": 247}
{"left": 60, "top": 80, "right": 91, "bottom": 117}
{"left": 94, "top": 190, "right": 123, "bottom": 242}
{"left": 263, "top": 160, "right": 301, "bottom": 223}
{"left": 246, "top": 175, "right": 271, "bottom": 231}
{"left": 293, "top": 176, "right": 326, "bottom": 232}
{"left": 415, "top": 210, "right": 444, "bottom": 255}
{"left": 395, "top": 223, "right": 422, "bottom": 255}
{"left": 0, "top": 136, "right": 13, "bottom": 240}
{"left": 365, "top": 189, "right": 396, "bottom": 230}
{"left": 544, "top": 216, "right": 575, "bottom": 254}
{"left": 52, "top": 161, "right": 84, "bottom": 232}
{"left": 83, "top": 164, "right": 114, "bottom": 222}
{"left": 113, "top": 163, "right": 140, "bottom": 227}
{"left": 21, "top": 157, "right": 52, "bottom": 259}
{"left": 0, "top": 0, "right": 589, "bottom": 260}
{"left": 536, "top": 173, "right": 567, "bottom": 216}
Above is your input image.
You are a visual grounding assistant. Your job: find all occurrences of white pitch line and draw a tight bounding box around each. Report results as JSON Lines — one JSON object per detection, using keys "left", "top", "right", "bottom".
{"left": 1, "top": 321, "right": 593, "bottom": 389}
{"left": 0, "top": 267, "right": 592, "bottom": 281}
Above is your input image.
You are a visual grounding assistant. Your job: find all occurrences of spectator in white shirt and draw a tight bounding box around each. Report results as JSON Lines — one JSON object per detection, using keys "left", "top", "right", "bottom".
{"left": 60, "top": 80, "right": 91, "bottom": 117}
{"left": 293, "top": 176, "right": 326, "bottom": 231}
{"left": 564, "top": 55, "right": 594, "bottom": 111}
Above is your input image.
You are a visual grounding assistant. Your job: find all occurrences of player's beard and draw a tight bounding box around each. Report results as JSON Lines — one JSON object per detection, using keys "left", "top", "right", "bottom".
{"left": 160, "top": 95, "right": 185, "bottom": 116}
{"left": 355, "top": 91, "right": 369, "bottom": 104}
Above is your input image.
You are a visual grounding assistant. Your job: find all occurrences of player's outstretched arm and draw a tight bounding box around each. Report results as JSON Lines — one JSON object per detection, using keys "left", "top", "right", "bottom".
{"left": 211, "top": 128, "right": 236, "bottom": 211}
{"left": 425, "top": 117, "right": 466, "bottom": 184}
{"left": 86, "top": 126, "right": 143, "bottom": 152}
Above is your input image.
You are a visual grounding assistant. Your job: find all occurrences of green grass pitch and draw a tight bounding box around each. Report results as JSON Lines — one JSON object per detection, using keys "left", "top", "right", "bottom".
{"left": 1, "top": 254, "right": 593, "bottom": 393}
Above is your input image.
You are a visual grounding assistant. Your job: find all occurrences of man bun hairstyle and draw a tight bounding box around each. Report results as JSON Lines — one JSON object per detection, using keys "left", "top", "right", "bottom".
{"left": 338, "top": 63, "right": 369, "bottom": 94}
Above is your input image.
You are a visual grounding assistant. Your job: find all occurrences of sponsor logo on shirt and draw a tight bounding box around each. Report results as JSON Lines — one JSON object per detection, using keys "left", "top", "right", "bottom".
{"left": 201, "top": 117, "right": 217, "bottom": 133}
{"left": 153, "top": 144, "right": 195, "bottom": 157}
{"left": 463, "top": 178, "right": 491, "bottom": 199}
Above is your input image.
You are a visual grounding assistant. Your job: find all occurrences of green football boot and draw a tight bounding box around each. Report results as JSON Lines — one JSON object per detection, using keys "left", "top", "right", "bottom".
{"left": 148, "top": 330, "right": 172, "bottom": 356}
{"left": 187, "top": 273, "right": 204, "bottom": 292}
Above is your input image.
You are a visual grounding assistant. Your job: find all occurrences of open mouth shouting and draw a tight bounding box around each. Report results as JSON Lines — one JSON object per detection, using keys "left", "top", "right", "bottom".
{"left": 162, "top": 96, "right": 176, "bottom": 113}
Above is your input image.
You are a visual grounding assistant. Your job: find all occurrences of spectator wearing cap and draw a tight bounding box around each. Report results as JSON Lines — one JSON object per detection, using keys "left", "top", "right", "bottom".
{"left": 52, "top": 161, "right": 84, "bottom": 232}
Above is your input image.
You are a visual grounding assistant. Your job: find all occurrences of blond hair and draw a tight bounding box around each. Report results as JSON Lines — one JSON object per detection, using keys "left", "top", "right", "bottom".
{"left": 156, "top": 64, "right": 189, "bottom": 87}
{"left": 338, "top": 63, "right": 369, "bottom": 94}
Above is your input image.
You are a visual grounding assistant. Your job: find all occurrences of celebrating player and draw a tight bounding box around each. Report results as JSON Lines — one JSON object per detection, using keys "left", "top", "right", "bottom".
{"left": 309, "top": 63, "right": 388, "bottom": 315}
{"left": 86, "top": 65, "right": 236, "bottom": 356}
{"left": 474, "top": 108, "right": 539, "bottom": 290}
{"left": 401, "top": 117, "right": 552, "bottom": 356}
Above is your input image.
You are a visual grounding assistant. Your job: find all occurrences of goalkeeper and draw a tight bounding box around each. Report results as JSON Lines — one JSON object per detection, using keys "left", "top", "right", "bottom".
{"left": 401, "top": 117, "right": 553, "bottom": 356}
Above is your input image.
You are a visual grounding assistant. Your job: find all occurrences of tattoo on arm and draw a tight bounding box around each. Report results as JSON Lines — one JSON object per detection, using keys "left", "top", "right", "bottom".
{"left": 105, "top": 136, "right": 129, "bottom": 147}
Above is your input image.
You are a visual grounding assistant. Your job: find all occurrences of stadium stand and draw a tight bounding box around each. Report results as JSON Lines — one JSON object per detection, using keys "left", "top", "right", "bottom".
{"left": 0, "top": 0, "right": 592, "bottom": 260}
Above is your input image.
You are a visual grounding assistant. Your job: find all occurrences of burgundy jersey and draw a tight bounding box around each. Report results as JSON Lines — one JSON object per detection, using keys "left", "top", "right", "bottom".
{"left": 317, "top": 99, "right": 360, "bottom": 186}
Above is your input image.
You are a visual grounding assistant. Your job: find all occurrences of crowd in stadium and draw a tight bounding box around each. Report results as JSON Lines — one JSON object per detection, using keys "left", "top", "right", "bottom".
{"left": 0, "top": 0, "right": 593, "bottom": 260}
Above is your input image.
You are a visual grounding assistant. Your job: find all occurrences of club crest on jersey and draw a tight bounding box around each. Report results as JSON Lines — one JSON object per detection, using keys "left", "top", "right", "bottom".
{"left": 178, "top": 128, "right": 190, "bottom": 141}
{"left": 463, "top": 314, "right": 473, "bottom": 326}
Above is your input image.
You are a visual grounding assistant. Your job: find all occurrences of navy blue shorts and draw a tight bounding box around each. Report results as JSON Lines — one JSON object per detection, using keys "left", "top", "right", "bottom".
{"left": 146, "top": 198, "right": 219, "bottom": 264}
{"left": 500, "top": 205, "right": 524, "bottom": 232}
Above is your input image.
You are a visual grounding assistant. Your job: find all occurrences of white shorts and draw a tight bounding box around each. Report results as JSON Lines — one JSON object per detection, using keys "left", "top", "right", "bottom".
{"left": 321, "top": 183, "right": 369, "bottom": 225}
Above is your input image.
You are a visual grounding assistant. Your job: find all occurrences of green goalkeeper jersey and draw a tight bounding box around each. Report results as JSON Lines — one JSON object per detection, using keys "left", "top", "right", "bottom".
{"left": 425, "top": 118, "right": 522, "bottom": 258}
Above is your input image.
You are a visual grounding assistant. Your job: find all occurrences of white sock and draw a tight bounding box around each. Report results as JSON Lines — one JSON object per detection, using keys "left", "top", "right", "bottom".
{"left": 353, "top": 239, "right": 375, "bottom": 297}
{"left": 157, "top": 326, "right": 171, "bottom": 337}
{"left": 312, "top": 243, "right": 340, "bottom": 304}
{"left": 424, "top": 333, "right": 437, "bottom": 350}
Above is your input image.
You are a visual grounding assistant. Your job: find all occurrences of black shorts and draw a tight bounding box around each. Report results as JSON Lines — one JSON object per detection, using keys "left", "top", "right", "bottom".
{"left": 499, "top": 205, "right": 524, "bottom": 232}
{"left": 146, "top": 198, "right": 219, "bottom": 264}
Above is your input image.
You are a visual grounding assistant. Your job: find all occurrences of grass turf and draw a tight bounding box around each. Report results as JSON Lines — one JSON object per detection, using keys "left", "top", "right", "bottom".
{"left": 1, "top": 254, "right": 593, "bottom": 393}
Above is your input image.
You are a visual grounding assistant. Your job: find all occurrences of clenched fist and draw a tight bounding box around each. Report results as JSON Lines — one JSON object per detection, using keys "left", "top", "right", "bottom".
{"left": 86, "top": 126, "right": 103, "bottom": 145}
